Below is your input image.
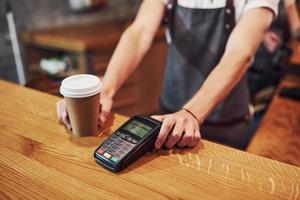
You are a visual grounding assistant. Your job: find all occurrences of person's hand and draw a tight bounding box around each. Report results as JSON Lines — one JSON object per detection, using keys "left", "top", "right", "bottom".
{"left": 56, "top": 100, "right": 71, "bottom": 130}
{"left": 262, "top": 31, "right": 282, "bottom": 53}
{"left": 56, "top": 90, "right": 113, "bottom": 129}
{"left": 99, "top": 90, "right": 113, "bottom": 124}
{"left": 152, "top": 109, "right": 201, "bottom": 149}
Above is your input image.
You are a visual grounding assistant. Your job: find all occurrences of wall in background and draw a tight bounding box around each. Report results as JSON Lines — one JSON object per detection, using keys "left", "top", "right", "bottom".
{"left": 0, "top": 0, "right": 140, "bottom": 83}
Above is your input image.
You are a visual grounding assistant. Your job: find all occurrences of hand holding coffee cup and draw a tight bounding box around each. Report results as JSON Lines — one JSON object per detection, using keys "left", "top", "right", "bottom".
{"left": 56, "top": 100, "right": 71, "bottom": 129}
{"left": 56, "top": 91, "right": 113, "bottom": 130}
{"left": 59, "top": 74, "right": 102, "bottom": 137}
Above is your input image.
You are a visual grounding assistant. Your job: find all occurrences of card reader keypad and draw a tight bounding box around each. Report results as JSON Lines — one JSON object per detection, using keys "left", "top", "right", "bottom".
{"left": 97, "top": 132, "right": 137, "bottom": 163}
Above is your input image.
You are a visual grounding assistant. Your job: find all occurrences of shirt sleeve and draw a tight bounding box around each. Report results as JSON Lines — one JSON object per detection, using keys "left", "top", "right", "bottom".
{"left": 159, "top": 0, "right": 168, "bottom": 5}
{"left": 244, "top": 0, "right": 280, "bottom": 17}
{"left": 284, "top": 0, "right": 295, "bottom": 8}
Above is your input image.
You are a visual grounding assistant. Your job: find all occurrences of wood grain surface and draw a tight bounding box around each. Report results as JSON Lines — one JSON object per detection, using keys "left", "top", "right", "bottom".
{"left": 247, "top": 74, "right": 300, "bottom": 167}
{"left": 0, "top": 80, "right": 300, "bottom": 200}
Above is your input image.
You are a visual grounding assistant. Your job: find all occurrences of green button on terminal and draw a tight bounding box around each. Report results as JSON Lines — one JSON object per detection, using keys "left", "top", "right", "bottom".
{"left": 111, "top": 157, "right": 119, "bottom": 163}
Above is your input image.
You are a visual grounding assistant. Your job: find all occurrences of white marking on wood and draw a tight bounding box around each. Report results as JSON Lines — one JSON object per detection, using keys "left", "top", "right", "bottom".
{"left": 289, "top": 184, "right": 294, "bottom": 200}
{"left": 225, "top": 164, "right": 229, "bottom": 179}
{"left": 281, "top": 181, "right": 286, "bottom": 194}
{"left": 246, "top": 153, "right": 252, "bottom": 162}
{"left": 268, "top": 177, "right": 275, "bottom": 195}
{"left": 207, "top": 158, "right": 212, "bottom": 174}
{"left": 241, "top": 169, "right": 245, "bottom": 182}
{"left": 177, "top": 154, "right": 190, "bottom": 167}
{"left": 195, "top": 155, "right": 201, "bottom": 171}
{"left": 177, "top": 154, "right": 184, "bottom": 165}
{"left": 246, "top": 172, "right": 250, "bottom": 183}
{"left": 187, "top": 153, "right": 194, "bottom": 168}
{"left": 294, "top": 185, "right": 299, "bottom": 200}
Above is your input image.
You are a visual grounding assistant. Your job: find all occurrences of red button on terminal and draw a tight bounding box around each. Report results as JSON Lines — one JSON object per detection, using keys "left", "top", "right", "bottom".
{"left": 97, "top": 148, "right": 104, "bottom": 154}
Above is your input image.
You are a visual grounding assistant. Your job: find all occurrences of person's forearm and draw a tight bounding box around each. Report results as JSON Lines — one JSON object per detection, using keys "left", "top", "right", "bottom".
{"left": 101, "top": 26, "right": 153, "bottom": 98}
{"left": 183, "top": 7, "right": 273, "bottom": 123}
{"left": 183, "top": 51, "right": 252, "bottom": 123}
{"left": 101, "top": 0, "right": 164, "bottom": 98}
{"left": 287, "top": 3, "right": 300, "bottom": 34}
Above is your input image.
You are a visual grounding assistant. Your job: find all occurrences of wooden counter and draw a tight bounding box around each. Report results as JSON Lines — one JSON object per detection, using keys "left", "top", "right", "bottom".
{"left": 0, "top": 80, "right": 299, "bottom": 200}
{"left": 247, "top": 74, "right": 300, "bottom": 167}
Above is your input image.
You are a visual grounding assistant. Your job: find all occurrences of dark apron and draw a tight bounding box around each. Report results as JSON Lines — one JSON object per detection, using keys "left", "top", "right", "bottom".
{"left": 161, "top": 0, "right": 250, "bottom": 149}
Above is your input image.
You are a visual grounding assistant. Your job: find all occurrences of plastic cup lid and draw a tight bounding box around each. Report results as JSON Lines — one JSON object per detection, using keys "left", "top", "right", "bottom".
{"left": 60, "top": 74, "right": 102, "bottom": 98}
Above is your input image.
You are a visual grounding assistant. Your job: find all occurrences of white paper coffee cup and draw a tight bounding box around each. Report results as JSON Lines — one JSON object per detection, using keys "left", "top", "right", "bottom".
{"left": 60, "top": 74, "right": 102, "bottom": 137}
{"left": 60, "top": 74, "right": 102, "bottom": 98}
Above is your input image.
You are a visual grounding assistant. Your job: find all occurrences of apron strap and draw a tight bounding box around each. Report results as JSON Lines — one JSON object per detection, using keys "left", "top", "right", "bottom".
{"left": 163, "top": 0, "right": 177, "bottom": 43}
{"left": 224, "top": 0, "right": 236, "bottom": 33}
{"left": 162, "top": 0, "right": 177, "bottom": 26}
{"left": 164, "top": 0, "right": 236, "bottom": 36}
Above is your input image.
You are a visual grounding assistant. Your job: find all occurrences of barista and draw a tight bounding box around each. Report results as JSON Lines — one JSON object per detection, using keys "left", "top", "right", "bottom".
{"left": 57, "top": 0, "right": 278, "bottom": 149}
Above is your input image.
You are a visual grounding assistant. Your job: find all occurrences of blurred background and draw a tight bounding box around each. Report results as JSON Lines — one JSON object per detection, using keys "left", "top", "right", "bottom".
{"left": 0, "top": 0, "right": 168, "bottom": 117}
{"left": 0, "top": 0, "right": 139, "bottom": 83}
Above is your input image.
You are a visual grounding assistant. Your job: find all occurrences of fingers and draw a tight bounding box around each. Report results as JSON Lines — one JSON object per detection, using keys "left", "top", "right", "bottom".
{"left": 155, "top": 117, "right": 175, "bottom": 149}
{"left": 154, "top": 110, "right": 202, "bottom": 149}
{"left": 269, "top": 32, "right": 280, "bottom": 41}
{"left": 62, "top": 109, "right": 71, "bottom": 130}
{"left": 264, "top": 32, "right": 282, "bottom": 53}
{"left": 265, "top": 39, "right": 277, "bottom": 53}
{"left": 56, "top": 101, "right": 63, "bottom": 124}
{"left": 268, "top": 37, "right": 280, "bottom": 49}
{"left": 165, "top": 119, "right": 184, "bottom": 148}
{"left": 100, "top": 96, "right": 112, "bottom": 124}
{"left": 265, "top": 42, "right": 277, "bottom": 53}
{"left": 151, "top": 115, "right": 167, "bottom": 121}
{"left": 177, "top": 121, "right": 194, "bottom": 148}
{"left": 189, "top": 129, "right": 201, "bottom": 148}
{"left": 56, "top": 100, "right": 71, "bottom": 129}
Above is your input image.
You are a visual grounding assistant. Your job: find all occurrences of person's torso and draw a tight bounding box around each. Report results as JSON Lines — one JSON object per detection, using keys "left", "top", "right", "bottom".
{"left": 161, "top": 0, "right": 250, "bottom": 123}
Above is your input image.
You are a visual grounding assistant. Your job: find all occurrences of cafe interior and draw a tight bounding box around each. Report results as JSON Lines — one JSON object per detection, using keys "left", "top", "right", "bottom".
{"left": 1, "top": 0, "right": 300, "bottom": 199}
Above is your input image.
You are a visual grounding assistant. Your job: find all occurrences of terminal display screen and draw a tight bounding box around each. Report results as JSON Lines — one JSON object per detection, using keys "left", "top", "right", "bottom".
{"left": 123, "top": 120, "right": 152, "bottom": 138}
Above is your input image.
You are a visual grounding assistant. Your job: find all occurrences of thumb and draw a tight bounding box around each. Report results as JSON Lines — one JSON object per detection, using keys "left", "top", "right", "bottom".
{"left": 151, "top": 114, "right": 167, "bottom": 122}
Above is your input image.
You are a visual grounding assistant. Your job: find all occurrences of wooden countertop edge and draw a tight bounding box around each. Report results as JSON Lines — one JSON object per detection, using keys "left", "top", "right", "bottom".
{"left": 246, "top": 74, "right": 300, "bottom": 166}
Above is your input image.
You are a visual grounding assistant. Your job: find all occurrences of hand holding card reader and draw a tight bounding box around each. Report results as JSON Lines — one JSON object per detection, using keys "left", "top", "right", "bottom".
{"left": 94, "top": 116, "right": 162, "bottom": 172}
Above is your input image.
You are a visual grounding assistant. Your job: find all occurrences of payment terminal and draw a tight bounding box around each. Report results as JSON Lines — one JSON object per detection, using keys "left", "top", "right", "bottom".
{"left": 94, "top": 116, "right": 162, "bottom": 172}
